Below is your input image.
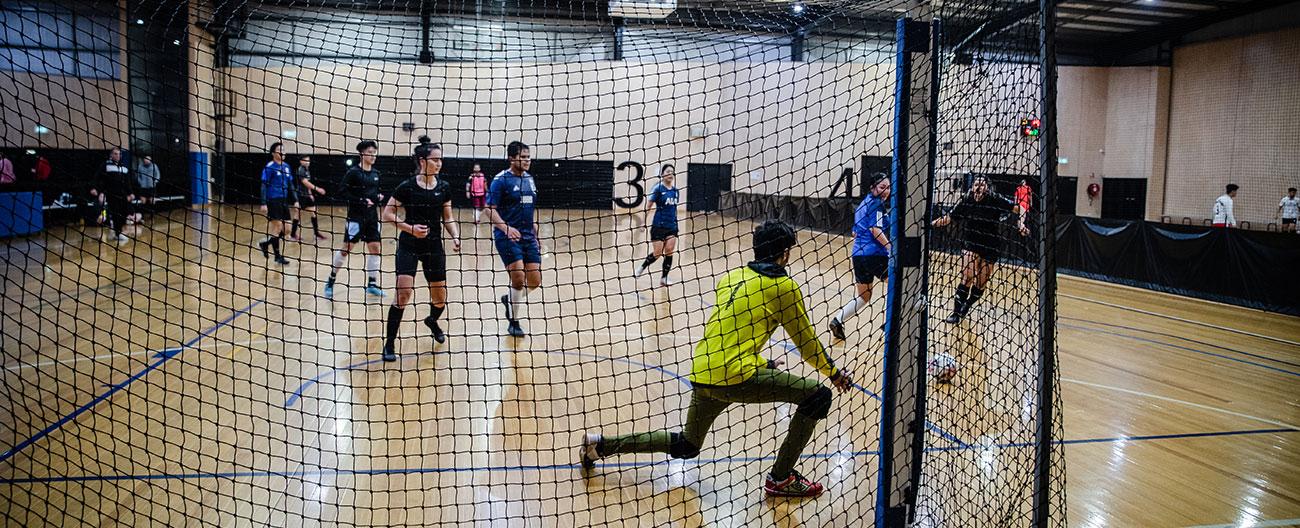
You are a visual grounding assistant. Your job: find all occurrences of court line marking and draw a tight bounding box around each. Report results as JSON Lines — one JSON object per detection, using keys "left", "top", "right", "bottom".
{"left": 1060, "top": 377, "right": 1300, "bottom": 431}
{"left": 1186, "top": 518, "right": 1300, "bottom": 528}
{"left": 1063, "top": 316, "right": 1300, "bottom": 368}
{"left": 1061, "top": 292, "right": 1300, "bottom": 348}
{"left": 3, "top": 427, "right": 1294, "bottom": 485}
{"left": 1060, "top": 322, "right": 1300, "bottom": 378}
{"left": 0, "top": 300, "right": 264, "bottom": 466}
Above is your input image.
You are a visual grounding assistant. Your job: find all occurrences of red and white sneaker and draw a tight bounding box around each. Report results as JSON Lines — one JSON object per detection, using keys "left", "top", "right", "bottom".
{"left": 764, "top": 470, "right": 824, "bottom": 498}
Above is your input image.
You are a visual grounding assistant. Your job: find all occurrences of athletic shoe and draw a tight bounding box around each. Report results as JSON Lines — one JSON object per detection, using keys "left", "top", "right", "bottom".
{"left": 115, "top": 233, "right": 129, "bottom": 245}
{"left": 507, "top": 320, "right": 526, "bottom": 338}
{"left": 258, "top": 240, "right": 269, "bottom": 259}
{"left": 579, "top": 432, "right": 603, "bottom": 472}
{"left": 660, "top": 276, "right": 674, "bottom": 286}
{"left": 764, "top": 470, "right": 824, "bottom": 498}
{"left": 635, "top": 264, "right": 648, "bottom": 277}
{"left": 943, "top": 312, "right": 962, "bottom": 324}
{"left": 366, "top": 284, "right": 385, "bottom": 297}
{"left": 323, "top": 282, "right": 335, "bottom": 300}
{"left": 829, "top": 318, "right": 846, "bottom": 340}
{"left": 500, "top": 294, "right": 514, "bottom": 321}
{"left": 382, "top": 345, "right": 397, "bottom": 362}
{"left": 315, "top": 233, "right": 328, "bottom": 241}
{"left": 274, "top": 256, "right": 290, "bottom": 265}
{"left": 290, "top": 235, "right": 302, "bottom": 242}
{"left": 424, "top": 316, "right": 446, "bottom": 344}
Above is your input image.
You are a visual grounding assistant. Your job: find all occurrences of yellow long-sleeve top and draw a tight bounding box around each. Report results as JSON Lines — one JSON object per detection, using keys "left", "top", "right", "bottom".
{"left": 690, "top": 263, "right": 840, "bottom": 386}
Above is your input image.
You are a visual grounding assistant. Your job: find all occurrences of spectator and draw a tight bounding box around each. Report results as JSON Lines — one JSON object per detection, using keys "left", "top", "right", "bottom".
{"left": 136, "top": 153, "right": 160, "bottom": 205}
{"left": 88, "top": 147, "right": 135, "bottom": 244}
{"left": 0, "top": 152, "right": 14, "bottom": 184}
{"left": 1279, "top": 187, "right": 1298, "bottom": 234}
{"left": 135, "top": 154, "right": 160, "bottom": 221}
{"left": 1212, "top": 184, "right": 1237, "bottom": 228}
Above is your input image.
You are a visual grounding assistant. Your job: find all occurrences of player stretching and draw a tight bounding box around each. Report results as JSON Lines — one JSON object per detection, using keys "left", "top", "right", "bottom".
{"left": 932, "top": 175, "right": 1028, "bottom": 323}
{"left": 581, "top": 220, "right": 854, "bottom": 498}
{"left": 324, "top": 140, "right": 386, "bottom": 299}
{"left": 486, "top": 141, "right": 542, "bottom": 337}
{"left": 634, "top": 164, "right": 680, "bottom": 286}
{"left": 829, "top": 173, "right": 890, "bottom": 340}
{"left": 380, "top": 140, "right": 460, "bottom": 361}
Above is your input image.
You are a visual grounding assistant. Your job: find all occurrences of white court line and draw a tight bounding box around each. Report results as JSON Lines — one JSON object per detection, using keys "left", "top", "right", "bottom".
{"left": 1186, "top": 518, "right": 1300, "bottom": 528}
{"left": 1060, "top": 292, "right": 1300, "bottom": 348}
{"left": 1062, "top": 377, "right": 1300, "bottom": 431}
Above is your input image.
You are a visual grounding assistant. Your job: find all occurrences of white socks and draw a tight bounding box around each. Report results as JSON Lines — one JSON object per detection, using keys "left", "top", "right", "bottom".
{"left": 508, "top": 287, "right": 526, "bottom": 320}
{"left": 331, "top": 250, "right": 347, "bottom": 269}
{"left": 836, "top": 295, "right": 868, "bottom": 323}
{"left": 366, "top": 255, "right": 381, "bottom": 282}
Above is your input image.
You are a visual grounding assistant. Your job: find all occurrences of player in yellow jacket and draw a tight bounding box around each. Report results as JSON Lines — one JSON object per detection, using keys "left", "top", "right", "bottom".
{"left": 580, "top": 219, "right": 855, "bottom": 498}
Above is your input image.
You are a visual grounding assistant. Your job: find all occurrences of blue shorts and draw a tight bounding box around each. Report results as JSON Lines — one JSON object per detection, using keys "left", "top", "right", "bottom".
{"left": 495, "top": 235, "right": 542, "bottom": 266}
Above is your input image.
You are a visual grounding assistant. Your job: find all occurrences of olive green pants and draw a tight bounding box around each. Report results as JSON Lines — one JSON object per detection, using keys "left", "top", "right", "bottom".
{"left": 601, "top": 368, "right": 826, "bottom": 479}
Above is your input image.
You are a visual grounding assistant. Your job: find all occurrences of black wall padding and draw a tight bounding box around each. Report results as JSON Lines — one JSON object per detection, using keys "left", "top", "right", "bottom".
{"left": 723, "top": 191, "right": 1300, "bottom": 316}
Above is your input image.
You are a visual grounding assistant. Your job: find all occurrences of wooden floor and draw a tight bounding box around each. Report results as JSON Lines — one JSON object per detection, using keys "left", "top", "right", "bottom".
{"left": 1, "top": 206, "right": 1297, "bottom": 527}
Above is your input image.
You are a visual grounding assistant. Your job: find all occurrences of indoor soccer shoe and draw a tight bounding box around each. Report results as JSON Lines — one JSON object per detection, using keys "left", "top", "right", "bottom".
{"left": 507, "top": 320, "right": 527, "bottom": 338}
{"left": 274, "top": 256, "right": 290, "bottom": 265}
{"left": 660, "top": 276, "right": 673, "bottom": 286}
{"left": 500, "top": 294, "right": 513, "bottom": 320}
{"left": 258, "top": 240, "right": 269, "bottom": 259}
{"left": 323, "top": 282, "right": 335, "bottom": 300}
{"left": 579, "top": 432, "right": 603, "bottom": 471}
{"left": 829, "top": 317, "right": 846, "bottom": 340}
{"left": 382, "top": 344, "right": 397, "bottom": 362}
{"left": 366, "top": 284, "right": 385, "bottom": 297}
{"left": 424, "top": 316, "right": 446, "bottom": 344}
{"left": 764, "top": 470, "right": 824, "bottom": 498}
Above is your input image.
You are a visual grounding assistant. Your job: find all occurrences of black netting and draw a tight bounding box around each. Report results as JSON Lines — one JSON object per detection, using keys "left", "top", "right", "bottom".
{"left": 1, "top": 0, "right": 1064, "bottom": 525}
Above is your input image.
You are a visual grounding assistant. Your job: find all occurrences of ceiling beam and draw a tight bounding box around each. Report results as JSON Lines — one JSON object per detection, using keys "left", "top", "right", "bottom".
{"left": 1058, "top": 0, "right": 1209, "bottom": 17}
{"left": 1094, "top": 0, "right": 1300, "bottom": 61}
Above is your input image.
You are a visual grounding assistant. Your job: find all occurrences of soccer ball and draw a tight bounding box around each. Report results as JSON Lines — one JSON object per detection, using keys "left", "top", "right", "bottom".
{"left": 928, "top": 352, "right": 959, "bottom": 383}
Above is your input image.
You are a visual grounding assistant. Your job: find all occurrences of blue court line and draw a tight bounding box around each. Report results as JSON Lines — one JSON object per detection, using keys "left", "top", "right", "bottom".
{"left": 1062, "top": 316, "right": 1300, "bottom": 369}
{"left": 283, "top": 348, "right": 691, "bottom": 405}
{"left": 1060, "top": 322, "right": 1300, "bottom": 378}
{"left": 0, "top": 300, "right": 264, "bottom": 466}
{"left": 4, "top": 427, "right": 1292, "bottom": 485}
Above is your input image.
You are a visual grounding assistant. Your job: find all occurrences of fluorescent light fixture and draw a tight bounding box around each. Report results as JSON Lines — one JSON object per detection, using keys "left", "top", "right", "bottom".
{"left": 1059, "top": 157, "right": 1069, "bottom": 164}
{"left": 281, "top": 130, "right": 297, "bottom": 139}
{"left": 25, "top": 149, "right": 36, "bottom": 155}
{"left": 34, "top": 125, "right": 50, "bottom": 134}
{"left": 792, "top": 4, "right": 805, "bottom": 14}
{"left": 346, "top": 159, "right": 353, "bottom": 166}
{"left": 136, "top": 19, "right": 144, "bottom": 25}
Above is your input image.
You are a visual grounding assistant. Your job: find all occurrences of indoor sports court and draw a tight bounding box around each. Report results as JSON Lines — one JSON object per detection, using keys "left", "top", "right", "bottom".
{"left": 1, "top": 1, "right": 1298, "bottom": 527}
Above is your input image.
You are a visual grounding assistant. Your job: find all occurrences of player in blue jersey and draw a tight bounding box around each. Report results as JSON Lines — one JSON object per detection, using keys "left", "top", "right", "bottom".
{"left": 635, "top": 164, "right": 681, "bottom": 286}
{"left": 258, "top": 142, "right": 293, "bottom": 265}
{"left": 486, "top": 141, "right": 542, "bottom": 337}
{"left": 829, "top": 173, "right": 891, "bottom": 340}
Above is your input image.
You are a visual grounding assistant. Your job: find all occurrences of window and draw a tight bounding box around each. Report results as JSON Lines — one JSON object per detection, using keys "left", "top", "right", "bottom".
{"left": 0, "top": 1, "right": 121, "bottom": 78}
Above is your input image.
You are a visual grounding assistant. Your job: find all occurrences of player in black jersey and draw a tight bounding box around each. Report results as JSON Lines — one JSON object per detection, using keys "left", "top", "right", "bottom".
{"left": 932, "top": 175, "right": 1028, "bottom": 323}
{"left": 324, "top": 140, "right": 386, "bottom": 299}
{"left": 379, "top": 140, "right": 461, "bottom": 361}
{"left": 291, "top": 155, "right": 327, "bottom": 241}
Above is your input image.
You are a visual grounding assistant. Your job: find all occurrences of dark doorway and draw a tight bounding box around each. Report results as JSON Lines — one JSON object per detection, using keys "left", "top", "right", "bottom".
{"left": 1058, "top": 176, "right": 1078, "bottom": 216}
{"left": 686, "top": 163, "right": 732, "bottom": 212}
{"left": 1101, "top": 177, "right": 1147, "bottom": 221}
{"left": 859, "top": 156, "right": 891, "bottom": 198}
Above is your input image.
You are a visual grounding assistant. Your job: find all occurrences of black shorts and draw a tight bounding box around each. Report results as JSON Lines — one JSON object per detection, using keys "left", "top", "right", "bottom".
{"left": 297, "top": 193, "right": 316, "bottom": 209}
{"left": 266, "top": 199, "right": 291, "bottom": 221}
{"left": 650, "top": 226, "right": 679, "bottom": 242}
{"left": 395, "top": 242, "right": 447, "bottom": 282}
{"left": 137, "top": 186, "right": 156, "bottom": 199}
{"left": 1283, "top": 218, "right": 1296, "bottom": 225}
{"left": 962, "top": 238, "right": 1002, "bottom": 263}
{"left": 852, "top": 255, "right": 888, "bottom": 284}
{"left": 345, "top": 217, "right": 382, "bottom": 244}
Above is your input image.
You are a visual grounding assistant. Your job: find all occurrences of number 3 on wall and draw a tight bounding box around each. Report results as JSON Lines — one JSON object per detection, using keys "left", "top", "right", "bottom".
{"left": 614, "top": 160, "right": 646, "bottom": 209}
